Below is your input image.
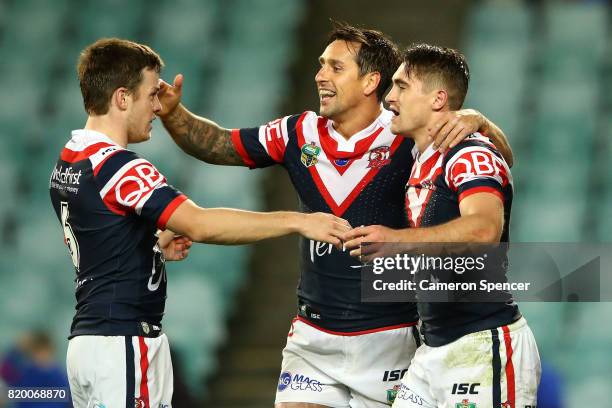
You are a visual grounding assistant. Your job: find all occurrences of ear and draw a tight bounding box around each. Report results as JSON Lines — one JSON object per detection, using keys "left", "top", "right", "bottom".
{"left": 363, "top": 72, "right": 381, "bottom": 98}
{"left": 431, "top": 89, "right": 448, "bottom": 111}
{"left": 112, "top": 87, "right": 130, "bottom": 111}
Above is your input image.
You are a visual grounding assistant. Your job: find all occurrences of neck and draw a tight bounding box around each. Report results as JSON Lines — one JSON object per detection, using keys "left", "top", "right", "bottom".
{"left": 84, "top": 114, "right": 128, "bottom": 148}
{"left": 413, "top": 109, "right": 451, "bottom": 153}
{"left": 411, "top": 126, "right": 431, "bottom": 154}
{"left": 330, "top": 100, "right": 382, "bottom": 140}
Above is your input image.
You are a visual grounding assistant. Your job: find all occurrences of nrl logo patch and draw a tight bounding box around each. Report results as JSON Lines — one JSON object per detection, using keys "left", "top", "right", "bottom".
{"left": 301, "top": 142, "right": 321, "bottom": 167}
{"left": 386, "top": 384, "right": 400, "bottom": 404}
{"left": 456, "top": 399, "right": 477, "bottom": 408}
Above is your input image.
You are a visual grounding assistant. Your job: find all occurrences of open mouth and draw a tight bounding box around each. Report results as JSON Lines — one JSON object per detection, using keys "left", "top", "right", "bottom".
{"left": 318, "top": 89, "right": 336, "bottom": 103}
{"left": 389, "top": 107, "right": 400, "bottom": 116}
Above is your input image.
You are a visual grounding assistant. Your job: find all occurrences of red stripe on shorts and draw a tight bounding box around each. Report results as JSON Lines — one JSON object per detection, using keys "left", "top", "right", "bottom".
{"left": 138, "top": 337, "right": 150, "bottom": 408}
{"left": 502, "top": 325, "right": 515, "bottom": 407}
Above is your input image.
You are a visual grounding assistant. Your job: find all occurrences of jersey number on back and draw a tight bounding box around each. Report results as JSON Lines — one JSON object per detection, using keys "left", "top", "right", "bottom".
{"left": 61, "top": 201, "right": 80, "bottom": 272}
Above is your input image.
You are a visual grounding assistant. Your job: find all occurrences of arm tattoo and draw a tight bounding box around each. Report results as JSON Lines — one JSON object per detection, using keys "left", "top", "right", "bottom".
{"left": 162, "top": 106, "right": 245, "bottom": 166}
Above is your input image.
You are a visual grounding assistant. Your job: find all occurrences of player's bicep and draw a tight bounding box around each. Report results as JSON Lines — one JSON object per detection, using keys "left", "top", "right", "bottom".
{"left": 165, "top": 199, "right": 205, "bottom": 240}
{"left": 459, "top": 192, "right": 504, "bottom": 240}
{"left": 232, "top": 113, "right": 301, "bottom": 168}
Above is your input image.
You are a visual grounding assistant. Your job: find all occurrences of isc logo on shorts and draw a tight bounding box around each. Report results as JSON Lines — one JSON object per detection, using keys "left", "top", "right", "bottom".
{"left": 277, "top": 371, "right": 323, "bottom": 392}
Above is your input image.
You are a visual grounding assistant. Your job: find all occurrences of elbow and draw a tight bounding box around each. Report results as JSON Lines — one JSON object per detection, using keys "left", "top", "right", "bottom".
{"left": 473, "top": 224, "right": 501, "bottom": 243}
{"left": 180, "top": 223, "right": 207, "bottom": 243}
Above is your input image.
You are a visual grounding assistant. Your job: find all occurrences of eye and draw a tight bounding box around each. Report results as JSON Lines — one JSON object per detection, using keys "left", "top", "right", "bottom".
{"left": 333, "top": 65, "right": 342, "bottom": 72}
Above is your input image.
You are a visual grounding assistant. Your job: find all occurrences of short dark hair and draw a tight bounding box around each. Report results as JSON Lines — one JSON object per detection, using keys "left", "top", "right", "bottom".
{"left": 401, "top": 43, "right": 469, "bottom": 110}
{"left": 77, "top": 38, "right": 164, "bottom": 115}
{"left": 327, "top": 21, "right": 400, "bottom": 101}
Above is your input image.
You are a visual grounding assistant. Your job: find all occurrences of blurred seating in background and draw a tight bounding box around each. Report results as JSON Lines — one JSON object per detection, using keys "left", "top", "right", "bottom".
{"left": 0, "top": 0, "right": 609, "bottom": 404}
{"left": 0, "top": 0, "right": 304, "bottom": 398}
{"left": 464, "top": 1, "right": 611, "bottom": 405}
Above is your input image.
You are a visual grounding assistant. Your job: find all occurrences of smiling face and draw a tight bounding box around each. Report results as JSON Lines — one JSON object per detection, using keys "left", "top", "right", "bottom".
{"left": 385, "top": 63, "right": 438, "bottom": 136}
{"left": 125, "top": 68, "right": 162, "bottom": 144}
{"left": 315, "top": 40, "right": 370, "bottom": 120}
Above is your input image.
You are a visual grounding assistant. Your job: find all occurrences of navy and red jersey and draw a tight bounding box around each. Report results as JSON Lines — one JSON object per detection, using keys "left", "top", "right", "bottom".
{"left": 49, "top": 129, "right": 187, "bottom": 338}
{"left": 232, "top": 109, "right": 419, "bottom": 332}
{"left": 405, "top": 133, "right": 520, "bottom": 346}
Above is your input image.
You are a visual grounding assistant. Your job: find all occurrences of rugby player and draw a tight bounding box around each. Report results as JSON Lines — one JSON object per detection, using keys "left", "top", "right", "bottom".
{"left": 157, "top": 22, "right": 514, "bottom": 407}
{"left": 344, "top": 44, "right": 540, "bottom": 407}
{"left": 49, "top": 38, "right": 349, "bottom": 408}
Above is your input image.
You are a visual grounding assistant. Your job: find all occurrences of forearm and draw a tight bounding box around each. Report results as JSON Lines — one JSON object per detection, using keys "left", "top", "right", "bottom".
{"left": 395, "top": 215, "right": 501, "bottom": 243}
{"left": 480, "top": 118, "right": 514, "bottom": 167}
{"left": 190, "top": 208, "right": 304, "bottom": 244}
{"left": 161, "top": 104, "right": 244, "bottom": 165}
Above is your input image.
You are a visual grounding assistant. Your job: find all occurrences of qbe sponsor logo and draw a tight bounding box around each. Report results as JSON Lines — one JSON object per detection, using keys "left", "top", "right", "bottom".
{"left": 115, "top": 163, "right": 164, "bottom": 208}
{"left": 277, "top": 371, "right": 323, "bottom": 392}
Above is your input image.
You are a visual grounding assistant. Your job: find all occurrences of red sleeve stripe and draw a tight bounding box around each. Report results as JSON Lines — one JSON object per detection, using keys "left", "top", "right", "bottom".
{"left": 60, "top": 142, "right": 113, "bottom": 163}
{"left": 157, "top": 194, "right": 188, "bottom": 230}
{"left": 231, "top": 129, "right": 256, "bottom": 168}
{"left": 458, "top": 186, "right": 504, "bottom": 203}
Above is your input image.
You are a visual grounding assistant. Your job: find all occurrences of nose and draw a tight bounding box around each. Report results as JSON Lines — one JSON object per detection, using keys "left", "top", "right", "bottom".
{"left": 152, "top": 94, "right": 162, "bottom": 113}
{"left": 315, "top": 65, "right": 327, "bottom": 84}
{"left": 385, "top": 86, "right": 397, "bottom": 105}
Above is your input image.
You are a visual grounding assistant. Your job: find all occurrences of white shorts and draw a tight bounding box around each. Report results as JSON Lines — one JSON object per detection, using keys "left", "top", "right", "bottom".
{"left": 393, "top": 317, "right": 541, "bottom": 408}
{"left": 66, "top": 334, "right": 173, "bottom": 408}
{"left": 275, "top": 317, "right": 420, "bottom": 407}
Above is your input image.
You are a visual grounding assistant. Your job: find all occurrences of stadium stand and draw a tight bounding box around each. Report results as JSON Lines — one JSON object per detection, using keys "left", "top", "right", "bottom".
{"left": 0, "top": 0, "right": 304, "bottom": 399}
{"left": 0, "top": 1, "right": 609, "bottom": 406}
{"left": 464, "top": 1, "right": 611, "bottom": 406}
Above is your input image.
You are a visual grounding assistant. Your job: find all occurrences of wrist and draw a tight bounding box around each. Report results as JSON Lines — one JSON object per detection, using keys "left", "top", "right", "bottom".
{"left": 477, "top": 112, "right": 490, "bottom": 134}
{"left": 394, "top": 228, "right": 413, "bottom": 242}
{"left": 285, "top": 212, "right": 306, "bottom": 235}
{"left": 160, "top": 102, "right": 183, "bottom": 121}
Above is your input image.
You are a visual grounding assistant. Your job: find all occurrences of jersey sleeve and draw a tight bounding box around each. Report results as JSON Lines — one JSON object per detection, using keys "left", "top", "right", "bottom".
{"left": 95, "top": 150, "right": 188, "bottom": 229}
{"left": 230, "top": 113, "right": 302, "bottom": 168}
{"left": 444, "top": 143, "right": 511, "bottom": 203}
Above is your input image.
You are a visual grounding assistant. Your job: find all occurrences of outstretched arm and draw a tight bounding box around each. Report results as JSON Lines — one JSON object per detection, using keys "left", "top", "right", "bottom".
{"left": 157, "top": 74, "right": 245, "bottom": 166}
{"left": 166, "top": 199, "right": 351, "bottom": 247}
{"left": 429, "top": 109, "right": 514, "bottom": 167}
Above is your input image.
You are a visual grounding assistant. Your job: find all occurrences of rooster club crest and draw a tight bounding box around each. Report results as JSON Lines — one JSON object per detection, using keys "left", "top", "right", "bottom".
{"left": 367, "top": 145, "right": 391, "bottom": 168}
{"left": 300, "top": 142, "right": 321, "bottom": 168}
{"left": 420, "top": 179, "right": 436, "bottom": 190}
